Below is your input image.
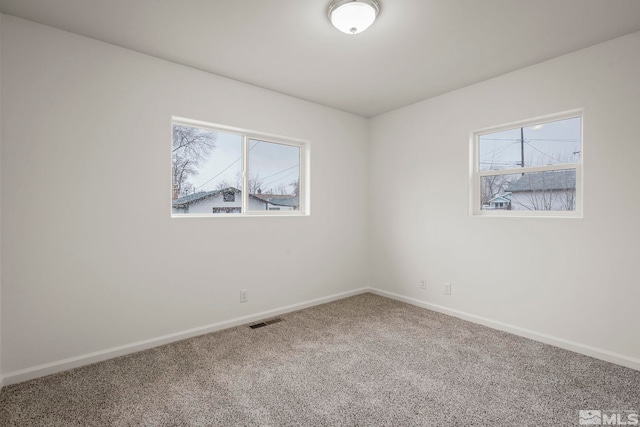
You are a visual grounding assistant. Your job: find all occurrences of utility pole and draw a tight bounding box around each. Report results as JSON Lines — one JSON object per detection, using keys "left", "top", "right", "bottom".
{"left": 520, "top": 127, "right": 525, "bottom": 175}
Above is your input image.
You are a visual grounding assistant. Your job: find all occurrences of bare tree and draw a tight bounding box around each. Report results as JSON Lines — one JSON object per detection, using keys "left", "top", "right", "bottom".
{"left": 510, "top": 172, "right": 575, "bottom": 211}
{"left": 478, "top": 150, "right": 513, "bottom": 207}
{"left": 557, "top": 154, "right": 577, "bottom": 211}
{"left": 480, "top": 174, "right": 510, "bottom": 206}
{"left": 290, "top": 179, "right": 299, "bottom": 197}
{"left": 215, "top": 172, "right": 265, "bottom": 195}
{"left": 560, "top": 189, "right": 576, "bottom": 211}
{"left": 172, "top": 125, "right": 216, "bottom": 198}
{"left": 510, "top": 154, "right": 576, "bottom": 211}
{"left": 275, "top": 183, "right": 289, "bottom": 195}
{"left": 519, "top": 188, "right": 555, "bottom": 211}
{"left": 215, "top": 180, "right": 231, "bottom": 191}
{"left": 558, "top": 172, "right": 576, "bottom": 211}
{"left": 248, "top": 175, "right": 264, "bottom": 194}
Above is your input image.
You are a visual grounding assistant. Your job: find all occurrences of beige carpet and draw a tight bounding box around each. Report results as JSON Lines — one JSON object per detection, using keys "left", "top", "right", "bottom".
{"left": 1, "top": 293, "right": 638, "bottom": 426}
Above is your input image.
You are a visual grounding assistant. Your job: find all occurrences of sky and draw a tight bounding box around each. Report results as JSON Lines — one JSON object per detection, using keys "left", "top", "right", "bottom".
{"left": 478, "top": 116, "right": 581, "bottom": 171}
{"left": 180, "top": 117, "right": 578, "bottom": 196}
{"left": 188, "top": 130, "right": 300, "bottom": 195}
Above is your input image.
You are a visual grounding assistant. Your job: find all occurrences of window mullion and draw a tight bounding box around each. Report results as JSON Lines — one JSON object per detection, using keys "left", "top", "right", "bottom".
{"left": 298, "top": 147, "right": 305, "bottom": 214}
{"left": 242, "top": 135, "right": 249, "bottom": 213}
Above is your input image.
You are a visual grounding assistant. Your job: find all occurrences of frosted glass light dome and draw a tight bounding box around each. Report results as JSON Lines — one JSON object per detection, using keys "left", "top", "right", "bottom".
{"left": 328, "top": 0, "right": 380, "bottom": 34}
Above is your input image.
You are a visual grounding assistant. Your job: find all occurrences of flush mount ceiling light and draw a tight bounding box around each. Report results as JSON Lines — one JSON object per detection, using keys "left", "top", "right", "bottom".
{"left": 328, "top": 0, "right": 380, "bottom": 35}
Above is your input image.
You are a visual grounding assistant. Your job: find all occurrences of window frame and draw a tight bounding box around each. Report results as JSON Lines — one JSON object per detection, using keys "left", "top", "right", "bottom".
{"left": 171, "top": 117, "right": 310, "bottom": 218}
{"left": 469, "top": 109, "right": 583, "bottom": 218}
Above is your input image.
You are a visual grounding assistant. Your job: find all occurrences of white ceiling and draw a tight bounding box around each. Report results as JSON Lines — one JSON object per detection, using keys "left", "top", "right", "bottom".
{"left": 2, "top": 0, "right": 640, "bottom": 117}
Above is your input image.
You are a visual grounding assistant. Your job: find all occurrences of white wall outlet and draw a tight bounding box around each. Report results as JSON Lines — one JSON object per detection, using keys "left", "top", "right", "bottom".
{"left": 443, "top": 282, "right": 451, "bottom": 295}
{"left": 240, "top": 289, "right": 248, "bottom": 303}
{"left": 420, "top": 278, "right": 427, "bottom": 289}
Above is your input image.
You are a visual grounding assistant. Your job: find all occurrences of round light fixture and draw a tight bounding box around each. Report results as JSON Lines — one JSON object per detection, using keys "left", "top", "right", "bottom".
{"left": 328, "top": 0, "right": 380, "bottom": 35}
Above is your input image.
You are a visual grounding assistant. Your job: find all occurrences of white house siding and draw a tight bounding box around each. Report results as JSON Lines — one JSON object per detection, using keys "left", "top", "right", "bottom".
{"left": 172, "top": 192, "right": 236, "bottom": 214}
{"left": 172, "top": 192, "right": 275, "bottom": 214}
{"left": 259, "top": 202, "right": 296, "bottom": 211}
{"left": 264, "top": 205, "right": 295, "bottom": 211}
{"left": 249, "top": 197, "right": 269, "bottom": 211}
{"left": 188, "top": 193, "right": 238, "bottom": 214}
{"left": 510, "top": 190, "right": 575, "bottom": 211}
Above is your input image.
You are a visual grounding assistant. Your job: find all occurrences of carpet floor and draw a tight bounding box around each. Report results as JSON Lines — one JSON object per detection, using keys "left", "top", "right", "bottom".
{"left": 1, "top": 293, "right": 638, "bottom": 426}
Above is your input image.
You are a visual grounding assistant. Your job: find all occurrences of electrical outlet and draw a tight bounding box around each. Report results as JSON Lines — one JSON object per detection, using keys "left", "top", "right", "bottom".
{"left": 420, "top": 278, "right": 427, "bottom": 290}
{"left": 240, "top": 289, "right": 248, "bottom": 303}
{"left": 443, "top": 282, "right": 451, "bottom": 295}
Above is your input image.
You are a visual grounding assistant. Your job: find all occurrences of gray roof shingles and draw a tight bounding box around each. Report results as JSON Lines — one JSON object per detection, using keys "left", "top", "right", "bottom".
{"left": 172, "top": 187, "right": 299, "bottom": 208}
{"left": 506, "top": 170, "right": 576, "bottom": 193}
{"left": 252, "top": 194, "right": 299, "bottom": 207}
{"left": 172, "top": 188, "right": 236, "bottom": 207}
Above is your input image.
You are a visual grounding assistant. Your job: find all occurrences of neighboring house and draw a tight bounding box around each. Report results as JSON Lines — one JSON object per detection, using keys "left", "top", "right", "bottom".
{"left": 251, "top": 193, "right": 299, "bottom": 211}
{"left": 486, "top": 193, "right": 512, "bottom": 210}
{"left": 172, "top": 187, "right": 299, "bottom": 214}
{"left": 505, "top": 170, "right": 576, "bottom": 211}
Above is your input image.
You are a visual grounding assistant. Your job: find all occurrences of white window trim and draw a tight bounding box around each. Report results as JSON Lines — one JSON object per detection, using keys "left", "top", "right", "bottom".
{"left": 171, "top": 117, "right": 310, "bottom": 218}
{"left": 469, "top": 109, "right": 583, "bottom": 218}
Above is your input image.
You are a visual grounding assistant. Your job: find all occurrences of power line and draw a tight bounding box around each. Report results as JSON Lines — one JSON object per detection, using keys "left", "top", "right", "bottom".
{"left": 194, "top": 141, "right": 261, "bottom": 190}
{"left": 481, "top": 139, "right": 580, "bottom": 165}
{"left": 259, "top": 164, "right": 299, "bottom": 181}
{"left": 194, "top": 157, "right": 240, "bottom": 190}
{"left": 262, "top": 169, "right": 299, "bottom": 189}
{"left": 525, "top": 141, "right": 571, "bottom": 164}
{"left": 480, "top": 140, "right": 520, "bottom": 162}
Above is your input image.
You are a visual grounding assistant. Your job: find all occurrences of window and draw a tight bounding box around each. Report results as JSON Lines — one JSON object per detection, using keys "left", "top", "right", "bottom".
{"left": 222, "top": 190, "right": 235, "bottom": 202}
{"left": 171, "top": 118, "right": 308, "bottom": 217}
{"left": 471, "top": 111, "right": 582, "bottom": 217}
{"left": 213, "top": 207, "right": 241, "bottom": 214}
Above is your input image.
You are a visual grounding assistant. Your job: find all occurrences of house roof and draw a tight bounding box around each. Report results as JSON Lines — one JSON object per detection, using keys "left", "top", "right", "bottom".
{"left": 172, "top": 187, "right": 238, "bottom": 208}
{"left": 489, "top": 195, "right": 511, "bottom": 204}
{"left": 506, "top": 170, "right": 576, "bottom": 193}
{"left": 252, "top": 193, "right": 299, "bottom": 207}
{"left": 172, "top": 188, "right": 299, "bottom": 208}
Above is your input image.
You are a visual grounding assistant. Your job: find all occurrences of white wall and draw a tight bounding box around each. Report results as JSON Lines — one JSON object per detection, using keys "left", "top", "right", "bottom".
{"left": 370, "top": 32, "right": 640, "bottom": 366}
{"left": 0, "top": 16, "right": 369, "bottom": 375}
{"left": 3, "top": 13, "right": 639, "bottom": 384}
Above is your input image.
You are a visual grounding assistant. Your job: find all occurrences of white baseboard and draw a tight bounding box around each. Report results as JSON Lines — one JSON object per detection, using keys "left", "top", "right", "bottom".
{"left": 370, "top": 288, "right": 640, "bottom": 372}
{"left": 2, "top": 287, "right": 369, "bottom": 387}
{"left": 4, "top": 286, "right": 637, "bottom": 387}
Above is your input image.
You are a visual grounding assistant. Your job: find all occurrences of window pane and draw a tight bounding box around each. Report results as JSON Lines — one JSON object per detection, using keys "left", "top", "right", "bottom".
{"left": 172, "top": 125, "right": 242, "bottom": 215}
{"left": 478, "top": 116, "right": 581, "bottom": 171}
{"left": 247, "top": 139, "right": 300, "bottom": 211}
{"left": 481, "top": 169, "right": 576, "bottom": 211}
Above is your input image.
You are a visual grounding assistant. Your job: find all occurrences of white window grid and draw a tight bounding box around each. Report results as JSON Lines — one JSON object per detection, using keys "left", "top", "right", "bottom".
{"left": 469, "top": 109, "right": 583, "bottom": 218}
{"left": 172, "top": 117, "right": 310, "bottom": 217}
